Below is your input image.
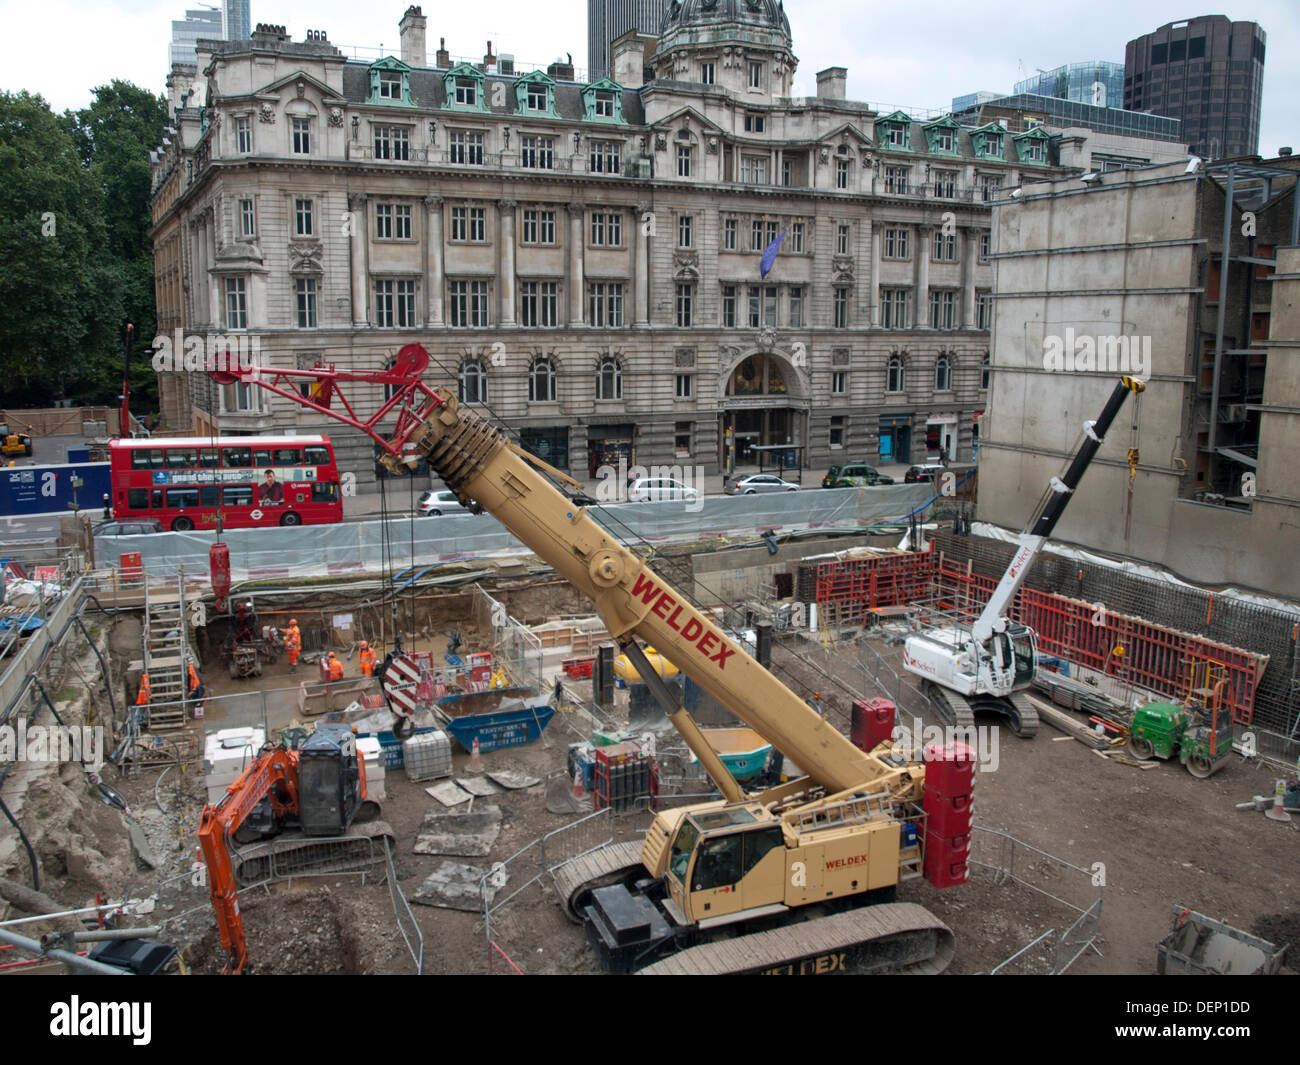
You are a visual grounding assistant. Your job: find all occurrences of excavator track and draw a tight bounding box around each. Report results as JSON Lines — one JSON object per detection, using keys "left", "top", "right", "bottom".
{"left": 1003, "top": 692, "right": 1041, "bottom": 738}
{"left": 233, "top": 820, "right": 397, "bottom": 887}
{"left": 552, "top": 841, "right": 647, "bottom": 923}
{"left": 924, "top": 682, "right": 976, "bottom": 731}
{"left": 638, "top": 902, "right": 954, "bottom": 976}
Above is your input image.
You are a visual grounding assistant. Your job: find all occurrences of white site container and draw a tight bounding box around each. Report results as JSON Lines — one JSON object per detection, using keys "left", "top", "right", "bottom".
{"left": 356, "top": 736, "right": 386, "bottom": 801}
{"left": 203, "top": 726, "right": 266, "bottom": 804}
{"left": 403, "top": 730, "right": 453, "bottom": 782}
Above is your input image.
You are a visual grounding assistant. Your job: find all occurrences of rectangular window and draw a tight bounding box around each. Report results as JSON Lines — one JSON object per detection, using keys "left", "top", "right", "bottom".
{"left": 519, "top": 281, "right": 559, "bottom": 327}
{"left": 587, "top": 282, "right": 625, "bottom": 327}
{"left": 746, "top": 285, "right": 777, "bottom": 327}
{"left": 522, "top": 209, "right": 556, "bottom": 245}
{"left": 789, "top": 287, "right": 803, "bottom": 328}
{"left": 933, "top": 169, "right": 957, "bottom": 198}
{"left": 743, "top": 113, "right": 766, "bottom": 133}
{"left": 449, "top": 131, "right": 484, "bottom": 165}
{"left": 740, "top": 155, "right": 769, "bottom": 184}
{"left": 678, "top": 215, "right": 693, "bottom": 248}
{"left": 676, "top": 374, "right": 693, "bottom": 399}
{"left": 239, "top": 198, "right": 255, "bottom": 238}
{"left": 881, "top": 288, "right": 908, "bottom": 329}
{"left": 980, "top": 175, "right": 1002, "bottom": 202}
{"left": 526, "top": 83, "right": 549, "bottom": 111}
{"left": 224, "top": 277, "right": 247, "bottom": 329}
{"left": 374, "top": 125, "right": 411, "bottom": 161}
{"left": 790, "top": 222, "right": 804, "bottom": 253}
{"left": 837, "top": 224, "right": 850, "bottom": 256}
{"left": 376, "top": 203, "right": 394, "bottom": 240}
{"left": 590, "top": 212, "right": 623, "bottom": 247}
{"left": 831, "top": 371, "right": 847, "bottom": 395}
{"left": 520, "top": 136, "right": 554, "bottom": 169}
{"left": 766, "top": 220, "right": 778, "bottom": 245}
{"left": 675, "top": 421, "right": 692, "bottom": 457}
{"left": 836, "top": 159, "right": 849, "bottom": 189}
{"left": 936, "top": 128, "right": 954, "bottom": 152}
{"left": 295, "top": 278, "right": 317, "bottom": 328}
{"left": 676, "top": 283, "right": 693, "bottom": 326}
{"left": 294, "top": 198, "right": 313, "bottom": 237}
{"left": 979, "top": 232, "right": 991, "bottom": 260}
{"left": 448, "top": 280, "right": 490, "bottom": 327}
{"left": 236, "top": 116, "right": 251, "bottom": 153}
{"left": 748, "top": 61, "right": 763, "bottom": 90}
{"left": 593, "top": 91, "right": 615, "bottom": 118}
{"left": 932, "top": 231, "right": 956, "bottom": 261}
{"left": 976, "top": 291, "right": 992, "bottom": 330}
{"left": 885, "top": 166, "right": 909, "bottom": 194}
{"left": 467, "top": 206, "right": 485, "bottom": 242}
{"left": 378, "top": 71, "right": 403, "bottom": 99}
{"left": 1022, "top": 140, "right": 1043, "bottom": 162}
{"left": 590, "top": 140, "right": 622, "bottom": 174}
{"left": 886, "top": 124, "right": 907, "bottom": 147}
{"left": 724, "top": 218, "right": 737, "bottom": 251}
{"left": 884, "top": 227, "right": 909, "bottom": 259}
{"left": 751, "top": 219, "right": 764, "bottom": 251}
{"left": 454, "top": 78, "right": 478, "bottom": 106}
{"left": 928, "top": 290, "right": 956, "bottom": 329}
{"left": 291, "top": 117, "right": 311, "bottom": 155}
{"left": 722, "top": 285, "right": 737, "bottom": 328}
{"left": 700, "top": 62, "right": 716, "bottom": 85}
{"left": 833, "top": 287, "right": 849, "bottom": 328}
{"left": 829, "top": 415, "right": 845, "bottom": 448}
{"left": 983, "top": 134, "right": 1003, "bottom": 158}
{"left": 782, "top": 159, "right": 793, "bottom": 186}
{"left": 374, "top": 279, "right": 416, "bottom": 328}
{"left": 677, "top": 144, "right": 692, "bottom": 177}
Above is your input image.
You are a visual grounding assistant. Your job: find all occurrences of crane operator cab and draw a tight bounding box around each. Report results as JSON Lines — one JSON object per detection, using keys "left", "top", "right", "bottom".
{"left": 296, "top": 726, "right": 378, "bottom": 836}
{"left": 983, "top": 623, "right": 1037, "bottom": 694}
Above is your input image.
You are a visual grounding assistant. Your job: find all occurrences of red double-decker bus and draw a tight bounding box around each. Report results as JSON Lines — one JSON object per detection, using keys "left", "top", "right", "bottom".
{"left": 109, "top": 436, "right": 343, "bottom": 531}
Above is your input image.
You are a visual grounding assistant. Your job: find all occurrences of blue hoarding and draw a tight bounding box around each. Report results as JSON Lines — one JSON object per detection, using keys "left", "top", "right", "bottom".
{"left": 1, "top": 462, "right": 111, "bottom": 517}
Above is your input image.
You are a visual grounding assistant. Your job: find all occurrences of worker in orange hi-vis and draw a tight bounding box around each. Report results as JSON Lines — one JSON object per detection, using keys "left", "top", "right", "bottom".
{"left": 358, "top": 641, "right": 376, "bottom": 677}
{"left": 136, "top": 672, "right": 151, "bottom": 706}
{"left": 285, "top": 620, "right": 302, "bottom": 674}
{"left": 327, "top": 652, "right": 345, "bottom": 683}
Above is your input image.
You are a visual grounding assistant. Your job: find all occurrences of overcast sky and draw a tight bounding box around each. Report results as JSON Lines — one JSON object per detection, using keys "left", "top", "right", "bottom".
{"left": 2, "top": 0, "right": 1296, "bottom": 155}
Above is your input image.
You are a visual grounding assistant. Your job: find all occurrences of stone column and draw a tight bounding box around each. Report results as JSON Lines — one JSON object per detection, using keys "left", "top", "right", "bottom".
{"left": 915, "top": 225, "right": 931, "bottom": 329}
{"left": 424, "top": 195, "right": 444, "bottom": 326}
{"left": 634, "top": 200, "right": 650, "bottom": 326}
{"left": 962, "top": 225, "right": 978, "bottom": 329}
{"left": 870, "top": 224, "right": 882, "bottom": 327}
{"left": 349, "top": 193, "right": 369, "bottom": 326}
{"left": 498, "top": 199, "right": 516, "bottom": 326}
{"left": 567, "top": 202, "right": 585, "bottom": 326}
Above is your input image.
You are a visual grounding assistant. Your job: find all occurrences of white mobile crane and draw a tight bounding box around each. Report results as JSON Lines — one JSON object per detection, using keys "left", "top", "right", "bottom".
{"left": 902, "top": 376, "right": 1145, "bottom": 736}
{"left": 210, "top": 344, "right": 963, "bottom": 975}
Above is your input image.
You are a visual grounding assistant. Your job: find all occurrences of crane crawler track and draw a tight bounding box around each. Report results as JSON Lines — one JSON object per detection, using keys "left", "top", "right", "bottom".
{"left": 638, "top": 903, "right": 954, "bottom": 975}
{"left": 552, "top": 841, "right": 647, "bottom": 923}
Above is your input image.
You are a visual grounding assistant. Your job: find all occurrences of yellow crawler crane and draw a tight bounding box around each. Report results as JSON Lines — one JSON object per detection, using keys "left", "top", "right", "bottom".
{"left": 215, "top": 344, "right": 959, "bottom": 975}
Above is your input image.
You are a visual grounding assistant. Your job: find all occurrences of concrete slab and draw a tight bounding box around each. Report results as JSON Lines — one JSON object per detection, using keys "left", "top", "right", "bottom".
{"left": 410, "top": 861, "right": 507, "bottom": 911}
{"left": 413, "top": 805, "right": 503, "bottom": 857}
{"left": 425, "top": 781, "right": 472, "bottom": 807}
{"left": 487, "top": 769, "right": 541, "bottom": 790}
{"left": 456, "top": 776, "right": 501, "bottom": 797}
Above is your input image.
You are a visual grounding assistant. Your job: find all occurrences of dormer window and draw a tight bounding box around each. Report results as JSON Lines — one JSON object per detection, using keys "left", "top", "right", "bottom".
{"left": 985, "top": 133, "right": 1003, "bottom": 157}
{"left": 887, "top": 126, "right": 906, "bottom": 146}
{"left": 936, "top": 128, "right": 954, "bottom": 151}
{"left": 594, "top": 91, "right": 615, "bottom": 118}
{"left": 456, "top": 78, "right": 478, "bottom": 106}
{"left": 581, "top": 79, "right": 626, "bottom": 123}
{"left": 526, "top": 83, "right": 548, "bottom": 111}
{"left": 876, "top": 112, "right": 912, "bottom": 150}
{"left": 378, "top": 72, "right": 402, "bottom": 99}
{"left": 368, "top": 57, "right": 414, "bottom": 106}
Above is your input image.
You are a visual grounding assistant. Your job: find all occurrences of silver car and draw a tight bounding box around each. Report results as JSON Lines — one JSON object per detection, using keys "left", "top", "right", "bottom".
{"left": 725, "top": 474, "right": 799, "bottom": 495}
{"left": 627, "top": 477, "right": 700, "bottom": 503}
{"left": 417, "top": 490, "right": 471, "bottom": 516}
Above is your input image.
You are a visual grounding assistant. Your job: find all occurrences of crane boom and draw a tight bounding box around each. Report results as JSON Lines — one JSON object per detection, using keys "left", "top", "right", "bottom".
{"left": 213, "top": 346, "right": 898, "bottom": 797}
{"left": 971, "top": 376, "right": 1144, "bottom": 642}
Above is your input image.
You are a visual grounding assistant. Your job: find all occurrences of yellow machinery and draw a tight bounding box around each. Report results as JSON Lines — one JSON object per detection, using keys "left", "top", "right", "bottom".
{"left": 215, "top": 345, "right": 959, "bottom": 975}
{"left": 0, "top": 421, "right": 33, "bottom": 458}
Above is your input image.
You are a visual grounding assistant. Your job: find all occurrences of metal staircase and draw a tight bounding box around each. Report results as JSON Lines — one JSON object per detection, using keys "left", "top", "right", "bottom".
{"left": 142, "top": 573, "right": 192, "bottom": 732}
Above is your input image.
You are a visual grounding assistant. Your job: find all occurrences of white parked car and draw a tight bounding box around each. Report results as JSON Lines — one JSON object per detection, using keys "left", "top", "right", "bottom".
{"left": 417, "top": 490, "right": 472, "bottom": 516}
{"left": 725, "top": 474, "right": 800, "bottom": 495}
{"left": 627, "top": 477, "right": 700, "bottom": 503}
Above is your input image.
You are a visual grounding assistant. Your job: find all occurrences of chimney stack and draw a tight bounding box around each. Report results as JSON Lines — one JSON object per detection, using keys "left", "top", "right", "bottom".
{"left": 436, "top": 36, "right": 450, "bottom": 68}
{"left": 816, "top": 67, "right": 847, "bottom": 100}
{"left": 612, "top": 31, "right": 646, "bottom": 88}
{"left": 483, "top": 40, "right": 495, "bottom": 72}
{"left": 399, "top": 6, "right": 427, "bottom": 68}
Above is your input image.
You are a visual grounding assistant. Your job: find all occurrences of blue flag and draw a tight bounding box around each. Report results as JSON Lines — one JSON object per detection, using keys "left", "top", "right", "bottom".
{"left": 759, "top": 229, "right": 787, "bottom": 279}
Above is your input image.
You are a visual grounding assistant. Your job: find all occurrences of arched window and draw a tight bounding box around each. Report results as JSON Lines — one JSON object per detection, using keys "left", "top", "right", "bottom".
{"left": 529, "top": 357, "right": 556, "bottom": 403}
{"left": 459, "top": 359, "right": 487, "bottom": 404}
{"left": 596, "top": 357, "right": 622, "bottom": 400}
{"left": 934, "top": 353, "right": 952, "bottom": 392}
{"left": 980, "top": 352, "right": 991, "bottom": 390}
{"left": 887, "top": 353, "right": 906, "bottom": 394}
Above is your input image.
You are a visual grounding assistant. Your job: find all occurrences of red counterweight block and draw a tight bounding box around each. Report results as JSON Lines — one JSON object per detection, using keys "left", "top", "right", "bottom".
{"left": 850, "top": 698, "right": 897, "bottom": 752}
{"left": 209, "top": 542, "right": 231, "bottom": 611}
{"left": 922, "top": 742, "right": 975, "bottom": 889}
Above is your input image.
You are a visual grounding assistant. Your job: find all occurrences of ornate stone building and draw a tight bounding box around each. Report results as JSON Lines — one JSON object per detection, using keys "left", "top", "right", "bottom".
{"left": 150, "top": 1, "right": 1069, "bottom": 485}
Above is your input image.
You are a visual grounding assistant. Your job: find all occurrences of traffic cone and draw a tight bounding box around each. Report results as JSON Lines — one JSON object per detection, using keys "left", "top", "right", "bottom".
{"left": 468, "top": 737, "right": 484, "bottom": 774}
{"left": 1265, "top": 779, "right": 1292, "bottom": 823}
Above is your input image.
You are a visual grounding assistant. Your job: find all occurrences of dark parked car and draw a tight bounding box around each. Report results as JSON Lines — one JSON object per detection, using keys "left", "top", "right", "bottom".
{"left": 903, "top": 463, "right": 947, "bottom": 484}
{"left": 93, "top": 519, "right": 164, "bottom": 536}
{"left": 821, "top": 463, "right": 895, "bottom": 488}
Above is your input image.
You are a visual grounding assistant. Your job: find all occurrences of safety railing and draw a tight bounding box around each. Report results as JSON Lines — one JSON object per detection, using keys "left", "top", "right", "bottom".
{"left": 384, "top": 837, "right": 424, "bottom": 974}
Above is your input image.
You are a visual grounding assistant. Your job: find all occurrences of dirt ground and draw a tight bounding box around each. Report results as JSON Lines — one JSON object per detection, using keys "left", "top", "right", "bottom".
{"left": 5, "top": 597, "right": 1295, "bottom": 978}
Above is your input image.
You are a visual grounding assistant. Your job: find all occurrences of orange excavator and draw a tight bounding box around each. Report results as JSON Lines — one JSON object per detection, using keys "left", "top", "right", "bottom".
{"left": 198, "top": 725, "right": 384, "bottom": 974}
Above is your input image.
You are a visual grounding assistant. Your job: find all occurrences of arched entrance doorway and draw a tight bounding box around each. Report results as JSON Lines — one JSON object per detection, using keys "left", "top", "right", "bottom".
{"left": 719, "top": 349, "right": 809, "bottom": 473}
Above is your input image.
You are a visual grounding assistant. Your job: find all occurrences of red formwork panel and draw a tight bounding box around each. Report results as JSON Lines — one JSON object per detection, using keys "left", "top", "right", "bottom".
{"left": 934, "top": 563, "right": 1267, "bottom": 723}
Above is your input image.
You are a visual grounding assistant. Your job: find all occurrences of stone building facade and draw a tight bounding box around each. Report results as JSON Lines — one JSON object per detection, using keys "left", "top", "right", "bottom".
{"left": 151, "top": 0, "right": 1070, "bottom": 486}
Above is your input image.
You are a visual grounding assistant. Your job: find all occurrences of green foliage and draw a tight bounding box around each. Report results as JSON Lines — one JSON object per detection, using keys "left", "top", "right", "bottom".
{"left": 0, "top": 83, "right": 166, "bottom": 407}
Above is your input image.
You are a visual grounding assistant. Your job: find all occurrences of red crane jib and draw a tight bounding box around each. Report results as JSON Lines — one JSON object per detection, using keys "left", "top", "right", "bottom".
{"left": 209, "top": 343, "right": 441, "bottom": 459}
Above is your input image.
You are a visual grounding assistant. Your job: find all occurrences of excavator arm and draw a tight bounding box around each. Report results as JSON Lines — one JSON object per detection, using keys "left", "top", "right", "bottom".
{"left": 213, "top": 345, "right": 907, "bottom": 799}
{"left": 197, "top": 747, "right": 299, "bottom": 974}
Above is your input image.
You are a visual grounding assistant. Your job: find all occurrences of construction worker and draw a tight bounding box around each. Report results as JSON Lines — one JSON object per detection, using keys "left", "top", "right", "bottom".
{"left": 327, "top": 651, "right": 345, "bottom": 683}
{"left": 358, "top": 640, "right": 376, "bottom": 677}
{"left": 489, "top": 665, "right": 507, "bottom": 689}
{"left": 136, "top": 672, "right": 151, "bottom": 706}
{"left": 285, "top": 619, "right": 302, "bottom": 674}
{"left": 187, "top": 659, "right": 205, "bottom": 718}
